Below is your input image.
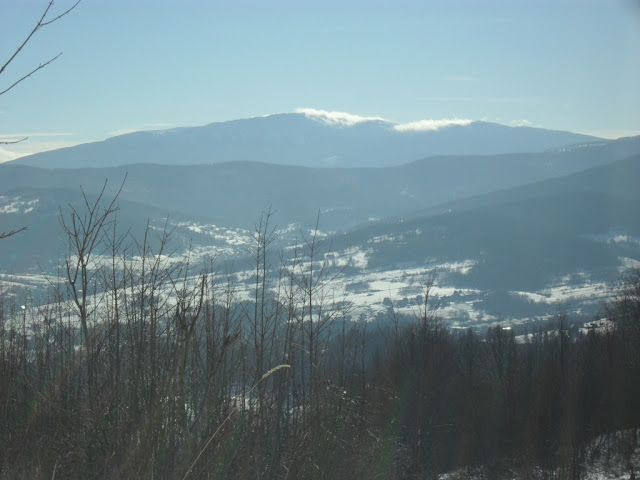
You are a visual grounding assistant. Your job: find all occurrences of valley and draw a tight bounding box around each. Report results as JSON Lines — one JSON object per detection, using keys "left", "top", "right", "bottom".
{"left": 2, "top": 129, "right": 638, "bottom": 328}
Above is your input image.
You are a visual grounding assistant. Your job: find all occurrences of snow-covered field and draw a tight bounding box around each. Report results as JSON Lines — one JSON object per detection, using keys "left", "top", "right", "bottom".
{"left": 0, "top": 218, "right": 629, "bottom": 330}
{"left": 0, "top": 195, "right": 39, "bottom": 214}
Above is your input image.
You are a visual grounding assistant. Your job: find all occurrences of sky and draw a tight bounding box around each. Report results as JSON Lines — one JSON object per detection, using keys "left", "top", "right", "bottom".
{"left": 1, "top": 0, "right": 639, "bottom": 163}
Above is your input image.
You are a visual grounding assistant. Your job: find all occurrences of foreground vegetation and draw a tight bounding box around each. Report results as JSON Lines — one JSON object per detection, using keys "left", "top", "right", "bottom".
{"left": 0, "top": 197, "right": 639, "bottom": 479}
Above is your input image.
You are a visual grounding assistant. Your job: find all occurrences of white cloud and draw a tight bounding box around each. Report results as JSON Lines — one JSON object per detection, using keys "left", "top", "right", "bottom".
{"left": 109, "top": 123, "right": 176, "bottom": 137}
{"left": 108, "top": 128, "right": 139, "bottom": 137}
{"left": 0, "top": 139, "right": 79, "bottom": 163}
{"left": 295, "top": 109, "right": 474, "bottom": 132}
{"left": 0, "top": 133, "right": 77, "bottom": 163}
{"left": 576, "top": 129, "right": 640, "bottom": 140}
{"left": 0, "top": 133, "right": 76, "bottom": 163}
{"left": 0, "top": 147, "right": 19, "bottom": 164}
{"left": 295, "top": 108, "right": 389, "bottom": 127}
{"left": 509, "top": 119, "right": 533, "bottom": 127}
{"left": 393, "top": 118, "right": 472, "bottom": 132}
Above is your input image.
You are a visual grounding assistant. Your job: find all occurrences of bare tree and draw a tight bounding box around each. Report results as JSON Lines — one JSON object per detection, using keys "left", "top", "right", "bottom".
{"left": 246, "top": 207, "right": 280, "bottom": 420}
{"left": 290, "top": 213, "right": 342, "bottom": 419}
{"left": 59, "top": 177, "right": 124, "bottom": 395}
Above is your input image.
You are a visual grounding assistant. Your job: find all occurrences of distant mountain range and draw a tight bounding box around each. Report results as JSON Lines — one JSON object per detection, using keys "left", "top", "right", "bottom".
{"left": 1, "top": 112, "right": 639, "bottom": 321}
{"left": 10, "top": 112, "right": 603, "bottom": 169}
{"left": 1, "top": 136, "right": 638, "bottom": 233}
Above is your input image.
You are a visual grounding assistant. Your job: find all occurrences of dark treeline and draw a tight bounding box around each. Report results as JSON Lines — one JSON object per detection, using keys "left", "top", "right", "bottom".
{"left": 0, "top": 197, "right": 639, "bottom": 479}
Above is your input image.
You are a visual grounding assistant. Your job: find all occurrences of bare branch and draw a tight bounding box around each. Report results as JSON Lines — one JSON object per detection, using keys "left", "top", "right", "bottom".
{"left": 0, "top": 1, "right": 55, "bottom": 77}
{"left": 40, "top": 0, "right": 82, "bottom": 27}
{"left": 0, "top": 226, "right": 28, "bottom": 240}
{"left": 0, "top": 137, "right": 28, "bottom": 145}
{"left": 0, "top": 1, "right": 80, "bottom": 77}
{"left": 0, "top": 0, "right": 82, "bottom": 97}
{"left": 0, "top": 53, "right": 62, "bottom": 98}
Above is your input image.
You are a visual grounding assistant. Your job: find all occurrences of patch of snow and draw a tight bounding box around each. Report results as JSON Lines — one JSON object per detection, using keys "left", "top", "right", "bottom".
{"left": 437, "top": 428, "right": 640, "bottom": 479}
{"left": 552, "top": 141, "right": 609, "bottom": 153}
{"left": 582, "top": 232, "right": 640, "bottom": 247}
{"left": 580, "top": 318, "right": 616, "bottom": 335}
{"left": 0, "top": 196, "right": 39, "bottom": 214}
{"left": 369, "top": 234, "right": 396, "bottom": 244}
{"left": 620, "top": 257, "right": 640, "bottom": 269}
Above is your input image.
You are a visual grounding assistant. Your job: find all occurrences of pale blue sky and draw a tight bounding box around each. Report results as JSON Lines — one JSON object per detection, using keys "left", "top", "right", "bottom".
{"left": 1, "top": 0, "right": 639, "bottom": 162}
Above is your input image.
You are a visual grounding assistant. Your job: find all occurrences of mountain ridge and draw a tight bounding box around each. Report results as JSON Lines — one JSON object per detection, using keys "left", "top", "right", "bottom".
{"left": 10, "top": 112, "right": 603, "bottom": 169}
{"left": 2, "top": 137, "right": 636, "bottom": 232}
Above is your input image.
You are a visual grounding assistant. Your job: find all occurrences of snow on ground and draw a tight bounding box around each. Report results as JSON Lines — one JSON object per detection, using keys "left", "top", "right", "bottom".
{"left": 539, "top": 281, "right": 610, "bottom": 304}
{"left": 582, "top": 430, "right": 640, "bottom": 480}
{"left": 620, "top": 256, "right": 640, "bottom": 269}
{"left": 513, "top": 278, "right": 609, "bottom": 305}
{"left": 0, "top": 196, "right": 39, "bottom": 214}
{"left": 0, "top": 258, "right": 614, "bottom": 328}
{"left": 290, "top": 249, "right": 485, "bottom": 323}
{"left": 0, "top": 273, "right": 51, "bottom": 296}
{"left": 1, "top": 236, "right": 629, "bottom": 330}
{"left": 327, "top": 246, "right": 371, "bottom": 269}
{"left": 582, "top": 232, "right": 640, "bottom": 247}
{"left": 442, "top": 301, "right": 494, "bottom": 326}
{"left": 173, "top": 221, "right": 252, "bottom": 246}
{"left": 579, "top": 317, "right": 616, "bottom": 335}
{"left": 437, "top": 429, "right": 640, "bottom": 480}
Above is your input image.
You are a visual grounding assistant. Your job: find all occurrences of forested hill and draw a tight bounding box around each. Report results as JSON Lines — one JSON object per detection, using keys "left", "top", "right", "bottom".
{"left": 322, "top": 152, "right": 640, "bottom": 291}
{"left": 1, "top": 137, "right": 636, "bottom": 235}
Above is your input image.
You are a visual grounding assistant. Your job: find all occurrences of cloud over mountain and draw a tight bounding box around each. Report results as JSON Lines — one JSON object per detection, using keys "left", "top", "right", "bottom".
{"left": 294, "top": 108, "right": 389, "bottom": 127}
{"left": 393, "top": 118, "right": 472, "bottom": 132}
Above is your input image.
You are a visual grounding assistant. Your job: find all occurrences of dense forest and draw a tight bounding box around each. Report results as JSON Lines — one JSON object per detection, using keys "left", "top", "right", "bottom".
{"left": 0, "top": 198, "right": 639, "bottom": 479}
